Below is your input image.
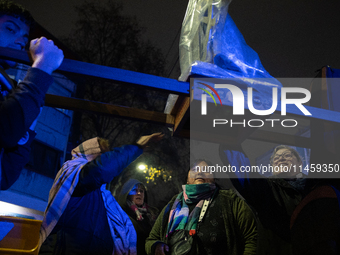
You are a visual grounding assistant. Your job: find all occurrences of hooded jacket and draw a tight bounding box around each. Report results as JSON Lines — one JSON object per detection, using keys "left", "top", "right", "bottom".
{"left": 118, "top": 179, "right": 159, "bottom": 255}
{"left": 39, "top": 138, "right": 143, "bottom": 255}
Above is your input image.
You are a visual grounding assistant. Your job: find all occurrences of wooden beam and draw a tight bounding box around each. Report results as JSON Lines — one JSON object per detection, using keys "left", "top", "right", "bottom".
{"left": 44, "top": 94, "right": 175, "bottom": 126}
{"left": 4, "top": 47, "right": 340, "bottom": 147}
{"left": 173, "top": 97, "right": 191, "bottom": 135}
{"left": 0, "top": 47, "right": 190, "bottom": 95}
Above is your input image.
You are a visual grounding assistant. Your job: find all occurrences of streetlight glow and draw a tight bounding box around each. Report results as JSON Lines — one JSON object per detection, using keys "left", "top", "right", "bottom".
{"left": 138, "top": 164, "right": 146, "bottom": 171}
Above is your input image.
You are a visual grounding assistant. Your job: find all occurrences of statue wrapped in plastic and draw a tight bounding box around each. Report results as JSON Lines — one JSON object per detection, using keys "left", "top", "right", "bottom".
{"left": 179, "top": 0, "right": 282, "bottom": 110}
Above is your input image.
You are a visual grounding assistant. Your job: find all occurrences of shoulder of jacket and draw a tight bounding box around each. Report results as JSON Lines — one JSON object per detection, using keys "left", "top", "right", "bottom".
{"left": 218, "top": 189, "right": 239, "bottom": 199}
{"left": 148, "top": 205, "right": 160, "bottom": 214}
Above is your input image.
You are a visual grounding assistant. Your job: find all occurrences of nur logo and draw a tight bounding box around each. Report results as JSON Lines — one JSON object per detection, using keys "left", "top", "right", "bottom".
{"left": 197, "top": 82, "right": 223, "bottom": 114}
{"left": 198, "top": 82, "right": 311, "bottom": 116}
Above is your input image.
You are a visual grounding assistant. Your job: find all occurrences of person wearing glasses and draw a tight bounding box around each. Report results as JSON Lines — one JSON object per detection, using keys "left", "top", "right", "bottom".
{"left": 270, "top": 146, "right": 305, "bottom": 179}
{"left": 219, "top": 144, "right": 307, "bottom": 255}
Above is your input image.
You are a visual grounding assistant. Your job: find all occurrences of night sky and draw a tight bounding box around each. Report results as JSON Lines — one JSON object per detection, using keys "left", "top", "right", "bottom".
{"left": 11, "top": 0, "right": 340, "bottom": 78}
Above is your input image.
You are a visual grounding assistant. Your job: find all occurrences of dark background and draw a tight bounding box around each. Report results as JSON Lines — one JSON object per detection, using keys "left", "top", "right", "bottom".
{"left": 12, "top": 0, "right": 340, "bottom": 78}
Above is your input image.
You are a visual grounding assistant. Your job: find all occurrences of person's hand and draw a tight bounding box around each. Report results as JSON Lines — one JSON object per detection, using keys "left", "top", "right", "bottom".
{"left": 136, "top": 132, "right": 164, "bottom": 150}
{"left": 30, "top": 37, "right": 64, "bottom": 75}
{"left": 154, "top": 243, "right": 169, "bottom": 255}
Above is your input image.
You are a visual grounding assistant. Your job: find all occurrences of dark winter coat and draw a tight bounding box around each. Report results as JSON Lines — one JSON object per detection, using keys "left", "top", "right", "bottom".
{"left": 0, "top": 67, "right": 53, "bottom": 190}
{"left": 219, "top": 147, "right": 307, "bottom": 255}
{"left": 145, "top": 189, "right": 257, "bottom": 255}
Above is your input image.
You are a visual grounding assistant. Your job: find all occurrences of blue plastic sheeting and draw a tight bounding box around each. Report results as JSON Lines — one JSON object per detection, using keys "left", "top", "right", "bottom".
{"left": 179, "top": 0, "right": 281, "bottom": 108}
{"left": 181, "top": 15, "right": 279, "bottom": 81}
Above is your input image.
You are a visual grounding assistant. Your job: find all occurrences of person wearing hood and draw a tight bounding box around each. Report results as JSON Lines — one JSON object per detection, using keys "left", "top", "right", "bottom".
{"left": 118, "top": 179, "right": 159, "bottom": 255}
{"left": 38, "top": 132, "right": 163, "bottom": 255}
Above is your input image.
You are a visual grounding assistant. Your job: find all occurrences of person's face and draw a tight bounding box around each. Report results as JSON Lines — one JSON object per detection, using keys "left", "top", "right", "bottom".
{"left": 272, "top": 149, "right": 301, "bottom": 177}
{"left": 0, "top": 15, "right": 30, "bottom": 68}
{"left": 128, "top": 184, "right": 145, "bottom": 206}
{"left": 187, "top": 161, "right": 215, "bottom": 185}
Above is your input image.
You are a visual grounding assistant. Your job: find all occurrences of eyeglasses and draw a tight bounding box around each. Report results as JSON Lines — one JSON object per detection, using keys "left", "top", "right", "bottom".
{"left": 273, "top": 152, "right": 293, "bottom": 163}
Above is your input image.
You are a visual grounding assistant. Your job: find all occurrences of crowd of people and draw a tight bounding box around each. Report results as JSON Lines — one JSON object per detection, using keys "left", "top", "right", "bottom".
{"left": 0, "top": 1, "right": 339, "bottom": 255}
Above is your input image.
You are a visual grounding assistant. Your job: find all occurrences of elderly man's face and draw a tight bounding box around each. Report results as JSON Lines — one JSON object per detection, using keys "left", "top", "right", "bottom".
{"left": 187, "top": 161, "right": 215, "bottom": 185}
{"left": 272, "top": 148, "right": 301, "bottom": 177}
{"left": 0, "top": 15, "right": 30, "bottom": 68}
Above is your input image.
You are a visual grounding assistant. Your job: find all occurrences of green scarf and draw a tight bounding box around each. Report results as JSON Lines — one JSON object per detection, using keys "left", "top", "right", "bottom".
{"left": 166, "top": 183, "right": 216, "bottom": 237}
